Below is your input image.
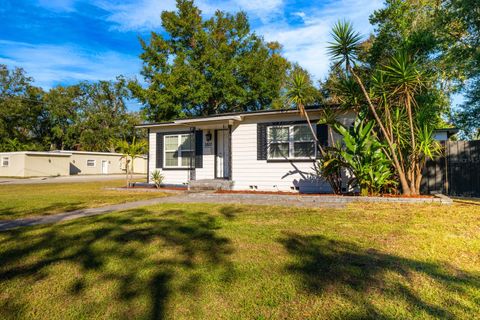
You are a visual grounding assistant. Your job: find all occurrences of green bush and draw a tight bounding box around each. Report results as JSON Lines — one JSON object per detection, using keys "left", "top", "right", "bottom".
{"left": 321, "top": 115, "right": 397, "bottom": 196}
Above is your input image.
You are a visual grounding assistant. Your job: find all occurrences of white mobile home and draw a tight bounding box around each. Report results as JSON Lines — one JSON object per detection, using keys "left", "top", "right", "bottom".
{"left": 139, "top": 108, "right": 354, "bottom": 193}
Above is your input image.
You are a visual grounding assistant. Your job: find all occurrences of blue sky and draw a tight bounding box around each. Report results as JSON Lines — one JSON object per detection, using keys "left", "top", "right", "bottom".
{"left": 1, "top": 0, "right": 392, "bottom": 111}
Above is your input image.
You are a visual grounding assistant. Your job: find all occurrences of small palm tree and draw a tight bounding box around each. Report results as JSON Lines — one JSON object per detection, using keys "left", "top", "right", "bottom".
{"left": 285, "top": 69, "right": 324, "bottom": 155}
{"left": 115, "top": 137, "right": 147, "bottom": 188}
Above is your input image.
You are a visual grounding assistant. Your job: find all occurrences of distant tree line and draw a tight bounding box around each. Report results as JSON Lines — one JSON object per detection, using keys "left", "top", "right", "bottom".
{"left": 0, "top": 65, "right": 143, "bottom": 152}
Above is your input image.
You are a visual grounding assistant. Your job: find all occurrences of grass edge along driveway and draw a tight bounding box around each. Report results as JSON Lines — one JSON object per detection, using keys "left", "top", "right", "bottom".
{"left": 0, "top": 180, "right": 167, "bottom": 221}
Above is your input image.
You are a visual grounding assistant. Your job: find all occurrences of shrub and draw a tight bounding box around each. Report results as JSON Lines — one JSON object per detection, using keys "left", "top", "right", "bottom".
{"left": 321, "top": 115, "right": 397, "bottom": 196}
{"left": 150, "top": 170, "right": 164, "bottom": 189}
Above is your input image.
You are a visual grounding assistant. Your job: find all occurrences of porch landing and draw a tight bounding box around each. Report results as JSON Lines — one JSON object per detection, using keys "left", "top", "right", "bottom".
{"left": 188, "top": 179, "right": 233, "bottom": 191}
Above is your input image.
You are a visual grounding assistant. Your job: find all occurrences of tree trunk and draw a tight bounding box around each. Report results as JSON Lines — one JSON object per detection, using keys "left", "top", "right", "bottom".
{"left": 414, "top": 162, "right": 423, "bottom": 194}
{"left": 405, "top": 96, "right": 418, "bottom": 194}
{"left": 125, "top": 158, "right": 130, "bottom": 188}
{"left": 130, "top": 157, "right": 135, "bottom": 185}
{"left": 302, "top": 108, "right": 325, "bottom": 156}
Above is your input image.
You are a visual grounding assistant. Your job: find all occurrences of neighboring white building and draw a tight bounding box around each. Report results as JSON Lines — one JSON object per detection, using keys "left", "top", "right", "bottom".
{"left": 0, "top": 150, "right": 147, "bottom": 178}
{"left": 0, "top": 152, "right": 71, "bottom": 177}
{"left": 58, "top": 151, "right": 147, "bottom": 176}
{"left": 433, "top": 128, "right": 459, "bottom": 141}
{"left": 138, "top": 108, "right": 355, "bottom": 193}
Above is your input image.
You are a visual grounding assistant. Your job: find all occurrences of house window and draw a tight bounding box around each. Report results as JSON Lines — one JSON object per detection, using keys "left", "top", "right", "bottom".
{"left": 1, "top": 156, "right": 9, "bottom": 167}
{"left": 164, "top": 134, "right": 194, "bottom": 168}
{"left": 267, "top": 124, "right": 316, "bottom": 159}
{"left": 87, "top": 159, "right": 96, "bottom": 167}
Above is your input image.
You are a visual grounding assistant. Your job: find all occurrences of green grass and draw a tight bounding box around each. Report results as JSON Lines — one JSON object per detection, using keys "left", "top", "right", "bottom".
{"left": 0, "top": 201, "right": 479, "bottom": 319}
{"left": 0, "top": 180, "right": 166, "bottom": 220}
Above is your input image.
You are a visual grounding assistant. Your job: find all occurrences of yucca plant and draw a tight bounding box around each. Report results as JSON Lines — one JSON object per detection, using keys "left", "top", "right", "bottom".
{"left": 285, "top": 69, "right": 324, "bottom": 154}
{"left": 150, "top": 170, "right": 164, "bottom": 189}
{"left": 327, "top": 20, "right": 432, "bottom": 195}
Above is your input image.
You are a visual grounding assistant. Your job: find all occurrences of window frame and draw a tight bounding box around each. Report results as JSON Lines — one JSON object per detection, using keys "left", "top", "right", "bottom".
{"left": 267, "top": 124, "right": 316, "bottom": 160}
{"left": 86, "top": 159, "right": 96, "bottom": 167}
{"left": 1, "top": 156, "right": 9, "bottom": 167}
{"left": 163, "top": 133, "right": 194, "bottom": 168}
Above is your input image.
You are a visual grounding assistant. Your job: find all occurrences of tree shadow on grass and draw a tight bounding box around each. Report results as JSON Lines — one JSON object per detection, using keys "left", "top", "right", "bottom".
{"left": 0, "top": 202, "right": 88, "bottom": 220}
{"left": 279, "top": 233, "right": 480, "bottom": 319}
{"left": 219, "top": 206, "right": 243, "bottom": 219}
{"left": 0, "top": 207, "right": 236, "bottom": 319}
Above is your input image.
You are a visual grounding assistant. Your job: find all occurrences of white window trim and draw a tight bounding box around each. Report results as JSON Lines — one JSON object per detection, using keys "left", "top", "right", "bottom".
{"left": 267, "top": 124, "right": 317, "bottom": 160}
{"left": 163, "top": 134, "right": 194, "bottom": 168}
{"left": 1, "top": 156, "right": 9, "bottom": 167}
{"left": 86, "top": 159, "right": 96, "bottom": 167}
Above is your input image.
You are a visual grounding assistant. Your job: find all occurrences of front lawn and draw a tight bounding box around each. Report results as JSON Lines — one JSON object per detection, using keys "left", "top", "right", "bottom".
{"left": 0, "top": 202, "right": 479, "bottom": 319}
{"left": 0, "top": 180, "right": 166, "bottom": 220}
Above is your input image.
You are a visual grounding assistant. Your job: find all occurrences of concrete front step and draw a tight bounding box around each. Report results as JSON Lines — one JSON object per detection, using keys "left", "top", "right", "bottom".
{"left": 188, "top": 179, "right": 233, "bottom": 191}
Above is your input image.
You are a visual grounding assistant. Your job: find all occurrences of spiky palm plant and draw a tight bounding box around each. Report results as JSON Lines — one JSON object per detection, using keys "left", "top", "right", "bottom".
{"left": 327, "top": 20, "right": 413, "bottom": 195}
{"left": 115, "top": 137, "right": 147, "bottom": 188}
{"left": 327, "top": 20, "right": 362, "bottom": 72}
{"left": 285, "top": 70, "right": 324, "bottom": 154}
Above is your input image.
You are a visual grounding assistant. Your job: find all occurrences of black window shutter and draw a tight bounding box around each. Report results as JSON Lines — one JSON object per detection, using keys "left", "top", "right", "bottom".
{"left": 195, "top": 130, "right": 203, "bottom": 168}
{"left": 316, "top": 124, "right": 329, "bottom": 150}
{"left": 156, "top": 132, "right": 163, "bottom": 168}
{"left": 257, "top": 123, "right": 268, "bottom": 160}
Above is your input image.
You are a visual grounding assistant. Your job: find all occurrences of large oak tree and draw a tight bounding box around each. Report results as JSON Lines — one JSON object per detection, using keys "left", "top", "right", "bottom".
{"left": 130, "top": 0, "right": 290, "bottom": 122}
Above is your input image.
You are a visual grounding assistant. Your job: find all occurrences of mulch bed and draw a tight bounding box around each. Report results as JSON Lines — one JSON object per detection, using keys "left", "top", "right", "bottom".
{"left": 215, "top": 189, "right": 433, "bottom": 198}
{"left": 133, "top": 186, "right": 187, "bottom": 191}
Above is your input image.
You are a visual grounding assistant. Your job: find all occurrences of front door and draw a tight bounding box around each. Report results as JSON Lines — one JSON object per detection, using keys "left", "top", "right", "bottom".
{"left": 215, "top": 129, "right": 230, "bottom": 179}
{"left": 101, "top": 160, "right": 108, "bottom": 174}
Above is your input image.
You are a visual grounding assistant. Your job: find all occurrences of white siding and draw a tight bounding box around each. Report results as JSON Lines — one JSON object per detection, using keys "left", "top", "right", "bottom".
{"left": 231, "top": 112, "right": 355, "bottom": 193}
{"left": 149, "top": 127, "right": 190, "bottom": 185}
{"left": 230, "top": 116, "right": 321, "bottom": 192}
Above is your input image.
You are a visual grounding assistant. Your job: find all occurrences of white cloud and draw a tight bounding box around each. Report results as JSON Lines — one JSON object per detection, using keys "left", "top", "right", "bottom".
{"left": 36, "top": 0, "right": 77, "bottom": 12}
{"left": 260, "top": 21, "right": 332, "bottom": 80}
{"left": 202, "top": 0, "right": 284, "bottom": 22}
{"left": 94, "top": 0, "right": 177, "bottom": 32}
{"left": 96, "top": 0, "right": 382, "bottom": 80}
{"left": 0, "top": 40, "right": 140, "bottom": 89}
{"left": 98, "top": 0, "right": 284, "bottom": 31}
{"left": 258, "top": 0, "right": 384, "bottom": 80}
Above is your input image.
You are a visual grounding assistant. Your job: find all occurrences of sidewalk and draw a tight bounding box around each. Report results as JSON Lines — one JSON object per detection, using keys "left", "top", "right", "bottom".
{"left": 0, "top": 192, "right": 346, "bottom": 231}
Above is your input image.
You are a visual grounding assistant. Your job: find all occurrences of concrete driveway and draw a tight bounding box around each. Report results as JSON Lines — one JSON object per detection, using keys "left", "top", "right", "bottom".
{"left": 0, "top": 174, "right": 146, "bottom": 185}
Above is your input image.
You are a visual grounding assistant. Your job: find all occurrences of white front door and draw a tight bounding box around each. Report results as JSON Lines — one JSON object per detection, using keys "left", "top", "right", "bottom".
{"left": 215, "top": 129, "right": 230, "bottom": 179}
{"left": 101, "top": 160, "right": 108, "bottom": 174}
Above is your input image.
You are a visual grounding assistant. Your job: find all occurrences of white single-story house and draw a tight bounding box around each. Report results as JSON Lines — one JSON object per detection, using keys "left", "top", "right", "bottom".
{"left": 138, "top": 108, "right": 355, "bottom": 193}
{"left": 0, "top": 150, "right": 147, "bottom": 178}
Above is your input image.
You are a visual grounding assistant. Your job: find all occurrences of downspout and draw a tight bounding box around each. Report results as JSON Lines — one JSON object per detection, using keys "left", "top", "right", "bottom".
{"left": 190, "top": 126, "right": 195, "bottom": 181}
{"left": 147, "top": 128, "right": 150, "bottom": 184}
{"left": 228, "top": 122, "right": 232, "bottom": 180}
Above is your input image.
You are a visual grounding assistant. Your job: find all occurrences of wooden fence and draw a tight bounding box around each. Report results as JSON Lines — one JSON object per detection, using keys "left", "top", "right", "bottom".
{"left": 421, "top": 140, "right": 480, "bottom": 197}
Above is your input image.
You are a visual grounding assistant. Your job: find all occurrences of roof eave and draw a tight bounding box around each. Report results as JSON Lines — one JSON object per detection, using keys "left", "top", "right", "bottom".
{"left": 135, "top": 107, "right": 330, "bottom": 129}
